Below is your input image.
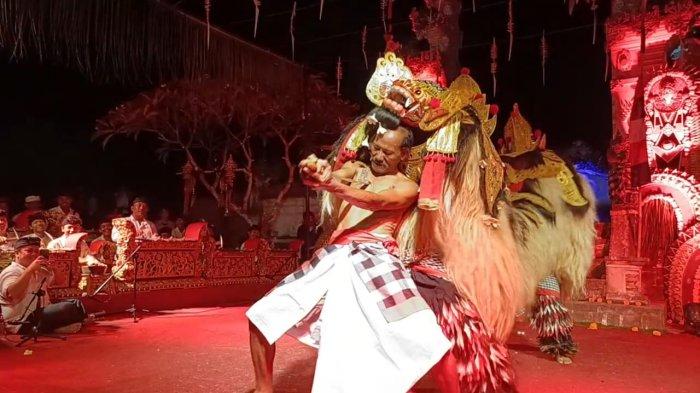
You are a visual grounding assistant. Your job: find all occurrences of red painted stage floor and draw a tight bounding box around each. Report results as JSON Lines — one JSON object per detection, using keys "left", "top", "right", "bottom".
{"left": 2, "top": 306, "right": 699, "bottom": 393}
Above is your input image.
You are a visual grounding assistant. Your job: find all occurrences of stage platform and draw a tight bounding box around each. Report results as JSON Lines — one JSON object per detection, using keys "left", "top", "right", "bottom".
{"left": 2, "top": 306, "right": 699, "bottom": 393}
{"left": 567, "top": 300, "right": 667, "bottom": 331}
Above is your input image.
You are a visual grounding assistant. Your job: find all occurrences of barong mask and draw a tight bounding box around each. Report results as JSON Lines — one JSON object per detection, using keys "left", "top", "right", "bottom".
{"left": 335, "top": 52, "right": 503, "bottom": 214}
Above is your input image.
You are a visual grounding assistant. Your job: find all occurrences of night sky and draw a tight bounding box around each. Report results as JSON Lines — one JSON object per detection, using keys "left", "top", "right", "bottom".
{"left": 0, "top": 0, "right": 613, "bottom": 214}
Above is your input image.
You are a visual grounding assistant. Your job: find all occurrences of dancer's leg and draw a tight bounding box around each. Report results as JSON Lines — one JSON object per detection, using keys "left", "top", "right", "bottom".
{"left": 249, "top": 320, "right": 276, "bottom": 392}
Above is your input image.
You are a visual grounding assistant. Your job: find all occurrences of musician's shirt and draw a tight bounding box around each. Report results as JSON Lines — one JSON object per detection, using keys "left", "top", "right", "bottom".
{"left": 0, "top": 261, "right": 53, "bottom": 333}
{"left": 125, "top": 215, "right": 159, "bottom": 241}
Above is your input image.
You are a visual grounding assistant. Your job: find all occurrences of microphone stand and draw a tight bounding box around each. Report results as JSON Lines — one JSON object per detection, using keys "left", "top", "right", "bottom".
{"left": 88, "top": 242, "right": 148, "bottom": 323}
{"left": 89, "top": 243, "right": 143, "bottom": 300}
{"left": 14, "top": 276, "right": 67, "bottom": 347}
{"left": 125, "top": 241, "right": 149, "bottom": 323}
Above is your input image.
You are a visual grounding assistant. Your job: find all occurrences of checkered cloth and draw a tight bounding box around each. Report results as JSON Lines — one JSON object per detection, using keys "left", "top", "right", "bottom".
{"left": 536, "top": 275, "right": 561, "bottom": 297}
{"left": 276, "top": 241, "right": 428, "bottom": 323}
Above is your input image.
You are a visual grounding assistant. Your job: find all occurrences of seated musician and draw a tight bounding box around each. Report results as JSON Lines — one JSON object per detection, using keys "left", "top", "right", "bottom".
{"left": 91, "top": 219, "right": 113, "bottom": 244}
{"left": 48, "top": 216, "right": 107, "bottom": 290}
{"left": 0, "top": 209, "right": 20, "bottom": 246}
{"left": 12, "top": 195, "right": 42, "bottom": 233}
{"left": 89, "top": 220, "right": 116, "bottom": 266}
{"left": 0, "top": 236, "right": 89, "bottom": 334}
{"left": 240, "top": 225, "right": 270, "bottom": 251}
{"left": 28, "top": 214, "right": 54, "bottom": 248}
{"left": 0, "top": 210, "right": 19, "bottom": 269}
{"left": 123, "top": 198, "right": 160, "bottom": 241}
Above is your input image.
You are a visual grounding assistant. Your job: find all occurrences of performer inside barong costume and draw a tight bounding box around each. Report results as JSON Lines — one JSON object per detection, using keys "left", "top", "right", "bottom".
{"left": 498, "top": 104, "right": 596, "bottom": 365}
{"left": 246, "top": 99, "right": 451, "bottom": 392}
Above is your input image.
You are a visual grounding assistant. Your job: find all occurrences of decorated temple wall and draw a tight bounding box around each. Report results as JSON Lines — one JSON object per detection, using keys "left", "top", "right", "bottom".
{"left": 604, "top": 1, "right": 700, "bottom": 323}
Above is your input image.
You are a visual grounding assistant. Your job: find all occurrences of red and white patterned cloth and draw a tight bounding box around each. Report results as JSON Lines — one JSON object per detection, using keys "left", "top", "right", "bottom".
{"left": 276, "top": 242, "right": 429, "bottom": 323}
{"left": 248, "top": 240, "right": 450, "bottom": 393}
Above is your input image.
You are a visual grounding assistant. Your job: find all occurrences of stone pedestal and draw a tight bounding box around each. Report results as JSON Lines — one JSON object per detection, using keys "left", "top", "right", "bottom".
{"left": 605, "top": 258, "right": 649, "bottom": 303}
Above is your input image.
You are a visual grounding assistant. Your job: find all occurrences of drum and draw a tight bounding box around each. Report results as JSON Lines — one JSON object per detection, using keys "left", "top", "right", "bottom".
{"left": 183, "top": 222, "right": 208, "bottom": 241}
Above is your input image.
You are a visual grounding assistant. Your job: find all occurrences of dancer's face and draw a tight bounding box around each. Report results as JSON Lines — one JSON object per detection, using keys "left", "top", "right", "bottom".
{"left": 370, "top": 129, "right": 408, "bottom": 176}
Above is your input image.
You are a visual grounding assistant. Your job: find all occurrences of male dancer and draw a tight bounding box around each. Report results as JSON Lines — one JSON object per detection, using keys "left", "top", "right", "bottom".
{"left": 246, "top": 122, "right": 450, "bottom": 392}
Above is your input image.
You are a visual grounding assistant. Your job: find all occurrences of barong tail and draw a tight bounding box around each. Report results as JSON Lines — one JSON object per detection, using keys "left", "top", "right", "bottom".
{"left": 247, "top": 240, "right": 451, "bottom": 393}
{"left": 411, "top": 257, "right": 517, "bottom": 393}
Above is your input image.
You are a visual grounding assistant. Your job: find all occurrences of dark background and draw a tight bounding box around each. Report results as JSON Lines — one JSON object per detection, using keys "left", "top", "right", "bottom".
{"left": 0, "top": 0, "right": 613, "bottom": 215}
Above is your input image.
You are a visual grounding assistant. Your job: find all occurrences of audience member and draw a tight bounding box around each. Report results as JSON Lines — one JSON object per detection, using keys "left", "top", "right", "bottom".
{"left": 159, "top": 227, "right": 173, "bottom": 240}
{"left": 114, "top": 186, "right": 132, "bottom": 211}
{"left": 155, "top": 208, "right": 175, "bottom": 231}
{"left": 12, "top": 195, "right": 43, "bottom": 232}
{"left": 240, "top": 225, "right": 270, "bottom": 251}
{"left": 82, "top": 194, "right": 101, "bottom": 230}
{"left": 171, "top": 217, "right": 187, "bottom": 239}
{"left": 123, "top": 198, "right": 159, "bottom": 241}
{"left": 287, "top": 238, "right": 304, "bottom": 259}
{"left": 28, "top": 214, "right": 54, "bottom": 248}
{"left": 45, "top": 193, "right": 81, "bottom": 237}
{"left": 296, "top": 212, "right": 322, "bottom": 260}
{"left": 0, "top": 236, "right": 90, "bottom": 334}
{"left": 0, "top": 197, "right": 10, "bottom": 214}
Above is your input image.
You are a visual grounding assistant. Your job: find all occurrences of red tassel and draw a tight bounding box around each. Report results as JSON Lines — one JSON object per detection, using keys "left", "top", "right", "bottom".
{"left": 419, "top": 153, "right": 455, "bottom": 210}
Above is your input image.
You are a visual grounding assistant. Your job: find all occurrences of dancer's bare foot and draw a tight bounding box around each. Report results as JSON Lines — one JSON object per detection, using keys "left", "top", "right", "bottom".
{"left": 556, "top": 355, "right": 573, "bottom": 365}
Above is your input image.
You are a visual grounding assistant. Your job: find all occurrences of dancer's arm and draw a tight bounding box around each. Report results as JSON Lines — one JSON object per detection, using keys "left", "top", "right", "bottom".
{"left": 321, "top": 178, "right": 417, "bottom": 211}
{"left": 299, "top": 156, "right": 357, "bottom": 186}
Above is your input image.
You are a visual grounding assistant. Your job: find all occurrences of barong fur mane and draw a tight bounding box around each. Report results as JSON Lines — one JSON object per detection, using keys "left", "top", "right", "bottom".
{"left": 435, "top": 124, "right": 524, "bottom": 342}
{"left": 509, "top": 174, "right": 597, "bottom": 302}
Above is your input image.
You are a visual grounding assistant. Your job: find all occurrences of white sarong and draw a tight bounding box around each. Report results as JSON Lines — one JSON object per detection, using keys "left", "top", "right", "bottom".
{"left": 246, "top": 242, "right": 450, "bottom": 393}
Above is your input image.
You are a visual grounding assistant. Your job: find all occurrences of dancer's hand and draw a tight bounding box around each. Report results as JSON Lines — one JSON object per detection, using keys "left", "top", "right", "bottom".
{"left": 300, "top": 155, "right": 332, "bottom": 188}
{"left": 299, "top": 154, "right": 319, "bottom": 173}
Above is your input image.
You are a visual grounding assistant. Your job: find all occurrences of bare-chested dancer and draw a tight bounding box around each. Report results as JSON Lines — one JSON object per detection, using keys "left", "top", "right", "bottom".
{"left": 246, "top": 122, "right": 450, "bottom": 393}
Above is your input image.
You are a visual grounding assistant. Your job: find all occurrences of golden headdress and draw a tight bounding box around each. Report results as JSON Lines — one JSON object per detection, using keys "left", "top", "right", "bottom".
{"left": 500, "top": 104, "right": 588, "bottom": 208}
{"left": 499, "top": 103, "right": 544, "bottom": 157}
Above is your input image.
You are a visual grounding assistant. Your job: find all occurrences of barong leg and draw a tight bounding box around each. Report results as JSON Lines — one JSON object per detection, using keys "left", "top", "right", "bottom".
{"left": 530, "top": 276, "right": 577, "bottom": 363}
